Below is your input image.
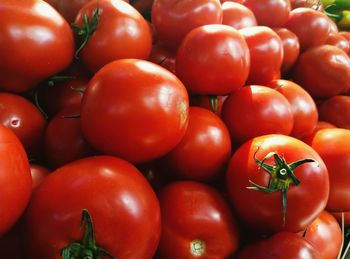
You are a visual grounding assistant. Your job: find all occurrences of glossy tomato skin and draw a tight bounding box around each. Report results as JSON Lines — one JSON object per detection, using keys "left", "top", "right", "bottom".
{"left": 151, "top": 0, "right": 222, "bottom": 51}
{"left": 25, "top": 156, "right": 161, "bottom": 259}
{"left": 176, "top": 24, "right": 250, "bottom": 95}
{"left": 0, "top": 0, "right": 74, "bottom": 93}
{"left": 30, "top": 164, "right": 50, "bottom": 189}
{"left": 303, "top": 211, "right": 342, "bottom": 259}
{"left": 44, "top": 0, "right": 91, "bottom": 22}
{"left": 305, "top": 128, "right": 350, "bottom": 212}
{"left": 0, "top": 125, "right": 32, "bottom": 235}
{"left": 163, "top": 107, "right": 231, "bottom": 182}
{"left": 318, "top": 95, "right": 350, "bottom": 129}
{"left": 81, "top": 59, "right": 189, "bottom": 164}
{"left": 157, "top": 181, "right": 240, "bottom": 259}
{"left": 239, "top": 26, "right": 283, "bottom": 85}
{"left": 285, "top": 8, "right": 330, "bottom": 51}
{"left": 148, "top": 43, "right": 176, "bottom": 74}
{"left": 226, "top": 134, "right": 329, "bottom": 233}
{"left": 339, "top": 31, "right": 350, "bottom": 54}
{"left": 0, "top": 93, "right": 47, "bottom": 160}
{"left": 222, "top": 2, "right": 257, "bottom": 30}
{"left": 237, "top": 232, "right": 322, "bottom": 259}
{"left": 75, "top": 0, "right": 152, "bottom": 73}
{"left": 243, "top": 0, "right": 291, "bottom": 28}
{"left": 293, "top": 45, "right": 350, "bottom": 99}
{"left": 273, "top": 28, "right": 300, "bottom": 74}
{"left": 266, "top": 79, "right": 318, "bottom": 139}
{"left": 222, "top": 85, "right": 293, "bottom": 145}
{"left": 326, "top": 33, "right": 350, "bottom": 54}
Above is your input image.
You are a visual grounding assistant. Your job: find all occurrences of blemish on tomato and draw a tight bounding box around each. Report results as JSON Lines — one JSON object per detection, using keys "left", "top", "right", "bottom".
{"left": 190, "top": 239, "right": 206, "bottom": 257}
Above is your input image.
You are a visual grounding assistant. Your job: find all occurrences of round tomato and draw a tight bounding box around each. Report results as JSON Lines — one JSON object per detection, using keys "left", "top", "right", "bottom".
{"left": 81, "top": 59, "right": 189, "bottom": 164}
{"left": 0, "top": 0, "right": 74, "bottom": 93}
{"left": 176, "top": 24, "right": 250, "bottom": 95}
{"left": 30, "top": 164, "right": 50, "bottom": 189}
{"left": 326, "top": 33, "right": 350, "bottom": 54}
{"left": 226, "top": 134, "right": 329, "bottom": 233}
{"left": 24, "top": 156, "right": 161, "bottom": 259}
{"left": 157, "top": 181, "right": 240, "bottom": 259}
{"left": 44, "top": 0, "right": 93, "bottom": 22}
{"left": 222, "top": 2, "right": 257, "bottom": 30}
{"left": 318, "top": 95, "right": 350, "bottom": 129}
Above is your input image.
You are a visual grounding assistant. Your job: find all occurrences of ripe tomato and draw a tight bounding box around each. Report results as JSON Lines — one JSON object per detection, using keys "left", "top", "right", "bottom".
{"left": 151, "top": 0, "right": 222, "bottom": 51}
{"left": 74, "top": 0, "right": 152, "bottom": 73}
{"left": 266, "top": 79, "right": 318, "bottom": 139}
{"left": 305, "top": 128, "right": 350, "bottom": 212}
{"left": 157, "top": 181, "right": 240, "bottom": 259}
{"left": 339, "top": 31, "right": 350, "bottom": 54}
{"left": 222, "top": 2, "right": 257, "bottom": 30}
{"left": 24, "top": 156, "right": 161, "bottom": 259}
{"left": 44, "top": 0, "right": 92, "bottom": 22}
{"left": 81, "top": 59, "right": 189, "bottom": 164}
{"left": 243, "top": 0, "right": 291, "bottom": 27}
{"left": 318, "top": 95, "right": 350, "bottom": 129}
{"left": 148, "top": 43, "right": 176, "bottom": 74}
{"left": 176, "top": 24, "right": 250, "bottom": 95}
{"left": 303, "top": 211, "right": 342, "bottom": 259}
{"left": 0, "top": 93, "right": 47, "bottom": 160}
{"left": 226, "top": 134, "right": 329, "bottom": 233}
{"left": 0, "top": 0, "right": 74, "bottom": 93}
{"left": 30, "top": 164, "right": 50, "bottom": 189}
{"left": 222, "top": 85, "right": 293, "bottom": 145}
{"left": 326, "top": 33, "right": 350, "bottom": 54}
{"left": 285, "top": 8, "right": 330, "bottom": 50}
{"left": 239, "top": 26, "right": 283, "bottom": 85}
{"left": 293, "top": 45, "right": 350, "bottom": 99}
{"left": 0, "top": 124, "right": 32, "bottom": 235}
{"left": 163, "top": 107, "right": 231, "bottom": 182}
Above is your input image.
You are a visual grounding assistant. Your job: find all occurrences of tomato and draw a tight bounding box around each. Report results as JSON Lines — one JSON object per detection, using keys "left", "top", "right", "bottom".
{"left": 300, "top": 121, "right": 336, "bottom": 144}
{"left": 24, "top": 156, "right": 161, "bottom": 259}
{"left": 273, "top": 28, "right": 300, "bottom": 74}
{"left": 0, "top": 0, "right": 74, "bottom": 93}
{"left": 285, "top": 8, "right": 331, "bottom": 51}
{"left": 44, "top": 107, "right": 95, "bottom": 169}
{"left": 293, "top": 45, "right": 350, "bottom": 99}
{"left": 325, "top": 33, "right": 350, "bottom": 53}
{"left": 332, "top": 211, "right": 350, "bottom": 226}
{"left": 0, "top": 93, "right": 47, "bottom": 160}
{"left": 157, "top": 181, "right": 240, "bottom": 259}
{"left": 0, "top": 124, "right": 32, "bottom": 235}
{"left": 222, "top": 2, "right": 257, "bottom": 30}
{"left": 44, "top": 0, "right": 92, "bottom": 22}
{"left": 163, "top": 107, "right": 231, "bottom": 182}
{"left": 74, "top": 0, "right": 152, "bottom": 73}
{"left": 176, "top": 24, "right": 250, "bottom": 95}
{"left": 148, "top": 43, "right": 176, "bottom": 74}
{"left": 302, "top": 211, "right": 342, "bottom": 259}
{"left": 239, "top": 26, "right": 283, "bottom": 85}
{"left": 81, "top": 59, "right": 189, "bottom": 164}
{"left": 339, "top": 31, "right": 350, "bottom": 54}
{"left": 318, "top": 95, "right": 350, "bottom": 129}
{"left": 30, "top": 164, "right": 50, "bottom": 189}
{"left": 151, "top": 0, "right": 222, "bottom": 51}
{"left": 237, "top": 232, "right": 322, "bottom": 259}
{"left": 222, "top": 85, "right": 293, "bottom": 145}
{"left": 190, "top": 95, "right": 228, "bottom": 117}
{"left": 305, "top": 128, "right": 350, "bottom": 212}
{"left": 226, "top": 134, "right": 329, "bottom": 233}
{"left": 243, "top": 0, "right": 291, "bottom": 27}
{"left": 266, "top": 79, "right": 318, "bottom": 139}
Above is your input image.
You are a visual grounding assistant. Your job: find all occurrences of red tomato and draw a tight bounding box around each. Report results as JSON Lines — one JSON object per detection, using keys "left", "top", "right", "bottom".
{"left": 239, "top": 26, "right": 283, "bottom": 85}
{"left": 243, "top": 0, "right": 291, "bottom": 27}
{"left": 226, "top": 134, "right": 329, "bottom": 233}
{"left": 30, "top": 164, "right": 50, "bottom": 189}
{"left": 151, "top": 0, "right": 222, "bottom": 51}
{"left": 222, "top": 2, "right": 257, "bottom": 30}
{"left": 318, "top": 95, "right": 350, "bottom": 129}
{"left": 266, "top": 79, "right": 318, "bottom": 139}
{"left": 273, "top": 28, "right": 300, "bottom": 74}
{"left": 74, "top": 0, "right": 152, "bottom": 73}
{"left": 148, "top": 43, "right": 176, "bottom": 74}
{"left": 81, "top": 59, "right": 189, "bottom": 164}
{"left": 339, "top": 31, "right": 350, "bottom": 54}
{"left": 293, "top": 45, "right": 350, "bottom": 99}
{"left": 303, "top": 211, "right": 342, "bottom": 259}
{"left": 157, "top": 181, "right": 240, "bottom": 259}
{"left": 222, "top": 85, "right": 293, "bottom": 145}
{"left": 0, "top": 0, "right": 74, "bottom": 93}
{"left": 285, "top": 8, "right": 330, "bottom": 51}
{"left": 176, "top": 24, "right": 250, "bottom": 95}
{"left": 305, "top": 128, "right": 350, "bottom": 212}
{"left": 300, "top": 120, "right": 336, "bottom": 144}
{"left": 190, "top": 95, "right": 228, "bottom": 117}
{"left": 44, "top": 0, "right": 92, "bottom": 22}
{"left": 0, "top": 93, "right": 47, "bottom": 160}
{"left": 237, "top": 232, "right": 322, "bottom": 259}
{"left": 163, "top": 107, "right": 231, "bottom": 182}
{"left": 24, "top": 156, "right": 161, "bottom": 259}
{"left": 44, "top": 107, "right": 95, "bottom": 169}
{"left": 0, "top": 125, "right": 32, "bottom": 235}
{"left": 326, "top": 33, "right": 350, "bottom": 54}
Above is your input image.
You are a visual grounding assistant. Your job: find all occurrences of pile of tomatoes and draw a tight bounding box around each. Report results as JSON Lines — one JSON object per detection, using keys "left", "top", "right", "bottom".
{"left": 1, "top": 0, "right": 350, "bottom": 258}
